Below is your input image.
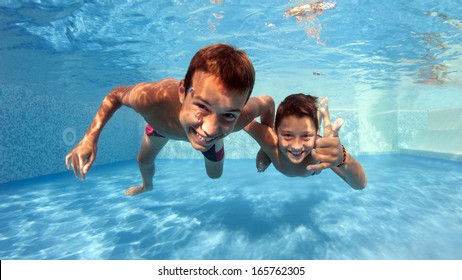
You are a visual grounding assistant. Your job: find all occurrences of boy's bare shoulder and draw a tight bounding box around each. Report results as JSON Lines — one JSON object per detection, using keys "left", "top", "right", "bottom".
{"left": 128, "top": 78, "right": 180, "bottom": 112}
{"left": 133, "top": 78, "right": 179, "bottom": 92}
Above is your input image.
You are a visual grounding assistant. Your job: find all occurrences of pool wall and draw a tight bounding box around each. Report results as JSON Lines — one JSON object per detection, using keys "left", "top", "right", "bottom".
{"left": 1, "top": 78, "right": 461, "bottom": 184}
{"left": 1, "top": 27, "right": 461, "bottom": 184}
{"left": 357, "top": 82, "right": 462, "bottom": 161}
{"left": 0, "top": 84, "right": 144, "bottom": 184}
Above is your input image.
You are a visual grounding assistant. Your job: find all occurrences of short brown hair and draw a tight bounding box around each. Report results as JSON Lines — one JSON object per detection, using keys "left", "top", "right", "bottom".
{"left": 183, "top": 43, "right": 255, "bottom": 100}
{"left": 275, "top": 93, "right": 319, "bottom": 132}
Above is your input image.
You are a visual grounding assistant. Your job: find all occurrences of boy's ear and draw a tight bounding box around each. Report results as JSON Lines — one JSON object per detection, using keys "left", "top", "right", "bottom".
{"left": 179, "top": 80, "right": 186, "bottom": 103}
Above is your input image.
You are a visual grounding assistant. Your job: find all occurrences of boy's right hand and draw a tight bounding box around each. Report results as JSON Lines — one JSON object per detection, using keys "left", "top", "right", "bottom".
{"left": 65, "top": 139, "right": 97, "bottom": 180}
{"left": 307, "top": 97, "right": 344, "bottom": 171}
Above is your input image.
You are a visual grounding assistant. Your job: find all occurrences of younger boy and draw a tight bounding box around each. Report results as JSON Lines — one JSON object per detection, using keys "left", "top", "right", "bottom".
{"left": 244, "top": 94, "right": 367, "bottom": 190}
{"left": 65, "top": 43, "right": 275, "bottom": 195}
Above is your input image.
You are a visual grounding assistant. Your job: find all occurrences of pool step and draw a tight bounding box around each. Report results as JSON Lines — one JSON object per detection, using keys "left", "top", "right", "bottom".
{"left": 428, "top": 107, "right": 462, "bottom": 130}
{"left": 408, "top": 128, "right": 462, "bottom": 155}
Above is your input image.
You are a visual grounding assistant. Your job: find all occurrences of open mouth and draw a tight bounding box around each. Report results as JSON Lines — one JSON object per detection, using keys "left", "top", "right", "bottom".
{"left": 192, "top": 128, "right": 219, "bottom": 145}
{"left": 288, "top": 150, "right": 305, "bottom": 158}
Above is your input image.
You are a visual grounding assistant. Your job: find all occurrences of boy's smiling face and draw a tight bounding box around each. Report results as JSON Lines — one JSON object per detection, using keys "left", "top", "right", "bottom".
{"left": 179, "top": 71, "right": 248, "bottom": 151}
{"left": 277, "top": 115, "right": 317, "bottom": 164}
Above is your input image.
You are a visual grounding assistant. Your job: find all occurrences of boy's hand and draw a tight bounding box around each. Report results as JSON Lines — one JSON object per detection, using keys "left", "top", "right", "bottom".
{"left": 307, "top": 97, "right": 344, "bottom": 171}
{"left": 65, "top": 139, "right": 97, "bottom": 180}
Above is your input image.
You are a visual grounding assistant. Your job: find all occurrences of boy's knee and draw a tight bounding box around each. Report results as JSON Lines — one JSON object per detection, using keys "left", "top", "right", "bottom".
{"left": 208, "top": 173, "right": 222, "bottom": 179}
{"left": 137, "top": 155, "right": 153, "bottom": 166}
{"left": 206, "top": 169, "right": 223, "bottom": 179}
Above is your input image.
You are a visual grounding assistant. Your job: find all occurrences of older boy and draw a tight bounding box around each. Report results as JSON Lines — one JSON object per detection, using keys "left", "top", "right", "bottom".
{"left": 244, "top": 94, "right": 366, "bottom": 190}
{"left": 66, "top": 43, "right": 274, "bottom": 195}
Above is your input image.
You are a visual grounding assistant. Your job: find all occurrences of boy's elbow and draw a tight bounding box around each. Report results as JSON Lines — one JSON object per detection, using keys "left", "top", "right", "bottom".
{"left": 352, "top": 184, "right": 366, "bottom": 190}
{"left": 351, "top": 177, "right": 367, "bottom": 190}
{"left": 268, "top": 96, "right": 275, "bottom": 110}
{"left": 261, "top": 96, "right": 275, "bottom": 116}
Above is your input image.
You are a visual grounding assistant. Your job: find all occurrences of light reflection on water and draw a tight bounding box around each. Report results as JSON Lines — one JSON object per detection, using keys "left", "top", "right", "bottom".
{"left": 1, "top": 155, "right": 461, "bottom": 259}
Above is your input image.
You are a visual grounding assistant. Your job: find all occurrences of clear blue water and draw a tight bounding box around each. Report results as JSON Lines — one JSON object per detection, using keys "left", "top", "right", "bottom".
{"left": 1, "top": 0, "right": 462, "bottom": 260}
{"left": 1, "top": 155, "right": 461, "bottom": 260}
{"left": 2, "top": 0, "right": 462, "bottom": 104}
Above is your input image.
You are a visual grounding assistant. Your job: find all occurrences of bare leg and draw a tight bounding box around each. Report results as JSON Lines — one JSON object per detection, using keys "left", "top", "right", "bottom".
{"left": 124, "top": 134, "right": 169, "bottom": 196}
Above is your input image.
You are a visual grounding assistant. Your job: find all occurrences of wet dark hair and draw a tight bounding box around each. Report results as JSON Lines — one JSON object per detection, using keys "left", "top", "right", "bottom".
{"left": 275, "top": 93, "right": 319, "bottom": 132}
{"left": 183, "top": 43, "right": 255, "bottom": 101}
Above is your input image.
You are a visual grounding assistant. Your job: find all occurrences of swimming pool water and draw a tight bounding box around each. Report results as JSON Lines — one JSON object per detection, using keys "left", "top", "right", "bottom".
{"left": 1, "top": 154, "right": 461, "bottom": 260}
{"left": 2, "top": 0, "right": 462, "bottom": 184}
{"left": 1, "top": 0, "right": 462, "bottom": 262}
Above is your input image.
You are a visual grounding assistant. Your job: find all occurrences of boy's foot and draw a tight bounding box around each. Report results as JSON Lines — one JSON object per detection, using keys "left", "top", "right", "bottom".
{"left": 256, "top": 148, "right": 271, "bottom": 172}
{"left": 124, "top": 185, "right": 153, "bottom": 196}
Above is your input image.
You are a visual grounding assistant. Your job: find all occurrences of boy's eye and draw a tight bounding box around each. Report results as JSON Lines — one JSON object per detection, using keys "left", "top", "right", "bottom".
{"left": 195, "top": 103, "right": 209, "bottom": 112}
{"left": 282, "top": 133, "right": 293, "bottom": 140}
{"left": 222, "top": 113, "right": 237, "bottom": 122}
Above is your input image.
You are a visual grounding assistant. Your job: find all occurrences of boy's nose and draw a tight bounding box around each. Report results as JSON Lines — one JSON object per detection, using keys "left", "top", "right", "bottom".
{"left": 291, "top": 139, "right": 304, "bottom": 150}
{"left": 202, "top": 114, "right": 221, "bottom": 136}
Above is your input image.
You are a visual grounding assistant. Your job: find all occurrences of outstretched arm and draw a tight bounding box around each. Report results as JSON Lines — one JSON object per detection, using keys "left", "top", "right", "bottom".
{"left": 307, "top": 97, "right": 367, "bottom": 189}
{"left": 330, "top": 147, "right": 367, "bottom": 190}
{"left": 236, "top": 95, "right": 275, "bottom": 172}
{"left": 243, "top": 119, "right": 275, "bottom": 145}
{"left": 244, "top": 118, "right": 278, "bottom": 172}
{"left": 234, "top": 96, "right": 275, "bottom": 131}
{"left": 65, "top": 85, "right": 136, "bottom": 179}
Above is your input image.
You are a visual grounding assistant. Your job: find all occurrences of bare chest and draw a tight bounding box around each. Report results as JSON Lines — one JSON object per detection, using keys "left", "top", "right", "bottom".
{"left": 274, "top": 155, "right": 318, "bottom": 177}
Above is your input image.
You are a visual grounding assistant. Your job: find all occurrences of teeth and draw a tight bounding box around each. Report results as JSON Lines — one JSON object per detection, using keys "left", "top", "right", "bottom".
{"left": 291, "top": 151, "right": 303, "bottom": 155}
{"left": 196, "top": 132, "right": 216, "bottom": 142}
